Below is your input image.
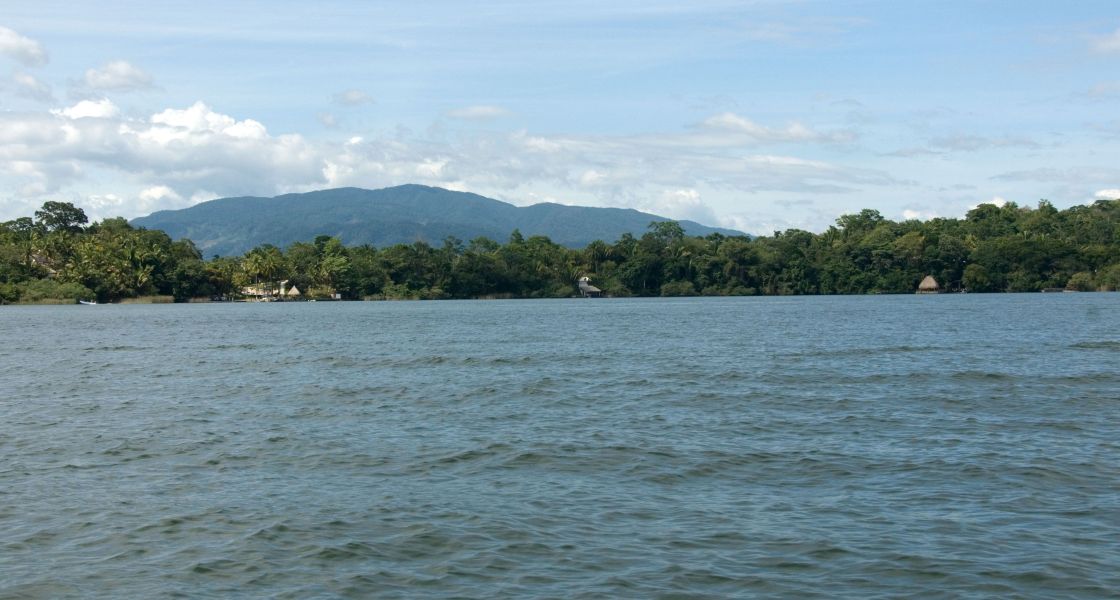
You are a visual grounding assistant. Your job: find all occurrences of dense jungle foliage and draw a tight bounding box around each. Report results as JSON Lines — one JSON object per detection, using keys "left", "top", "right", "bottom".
{"left": 2, "top": 198, "right": 1119, "bottom": 303}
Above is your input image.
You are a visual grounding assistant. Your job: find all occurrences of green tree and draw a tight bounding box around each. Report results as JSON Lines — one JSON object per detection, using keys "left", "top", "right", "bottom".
{"left": 962, "top": 263, "right": 993, "bottom": 292}
{"left": 35, "top": 201, "right": 88, "bottom": 233}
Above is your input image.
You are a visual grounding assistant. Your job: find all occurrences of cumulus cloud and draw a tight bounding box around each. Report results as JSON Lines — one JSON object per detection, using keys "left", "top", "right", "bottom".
{"left": 1, "top": 160, "right": 74, "bottom": 197}
{"left": 332, "top": 89, "right": 373, "bottom": 106}
{"left": 0, "top": 26, "right": 48, "bottom": 67}
{"left": 968, "top": 196, "right": 1009, "bottom": 211}
{"left": 650, "top": 189, "right": 719, "bottom": 224}
{"left": 1091, "top": 27, "right": 1120, "bottom": 53}
{"left": 82, "top": 60, "right": 154, "bottom": 91}
{"left": 0, "top": 100, "right": 899, "bottom": 222}
{"left": 143, "top": 101, "right": 268, "bottom": 141}
{"left": 578, "top": 169, "right": 606, "bottom": 187}
{"left": 902, "top": 208, "right": 939, "bottom": 221}
{"left": 10, "top": 71, "right": 54, "bottom": 101}
{"left": 414, "top": 158, "right": 447, "bottom": 178}
{"left": 125, "top": 185, "right": 191, "bottom": 216}
{"left": 139, "top": 185, "right": 180, "bottom": 202}
{"left": 1095, "top": 188, "right": 1120, "bottom": 200}
{"left": 307, "top": 124, "right": 895, "bottom": 204}
{"left": 86, "top": 193, "right": 125, "bottom": 212}
{"left": 190, "top": 190, "right": 220, "bottom": 204}
{"left": 293, "top": 119, "right": 896, "bottom": 230}
{"left": 51, "top": 98, "right": 120, "bottom": 119}
{"left": 446, "top": 105, "right": 511, "bottom": 120}
{"left": 0, "top": 101, "right": 324, "bottom": 218}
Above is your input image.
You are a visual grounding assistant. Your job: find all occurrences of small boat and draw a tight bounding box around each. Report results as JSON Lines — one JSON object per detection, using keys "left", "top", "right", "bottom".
{"left": 78, "top": 299, "right": 98, "bottom": 305}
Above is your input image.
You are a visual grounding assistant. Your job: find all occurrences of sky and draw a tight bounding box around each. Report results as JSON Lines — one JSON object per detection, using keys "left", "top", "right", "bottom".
{"left": 2, "top": 0, "right": 1120, "bottom": 234}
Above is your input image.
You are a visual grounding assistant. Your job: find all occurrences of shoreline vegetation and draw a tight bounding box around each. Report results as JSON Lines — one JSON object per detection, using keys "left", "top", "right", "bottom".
{"left": 2, "top": 198, "right": 1119, "bottom": 304}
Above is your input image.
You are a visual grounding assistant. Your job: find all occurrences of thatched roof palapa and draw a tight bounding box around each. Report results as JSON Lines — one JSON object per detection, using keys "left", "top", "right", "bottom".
{"left": 917, "top": 275, "right": 940, "bottom": 294}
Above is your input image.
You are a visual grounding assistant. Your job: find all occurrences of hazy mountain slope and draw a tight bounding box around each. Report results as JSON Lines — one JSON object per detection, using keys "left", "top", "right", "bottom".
{"left": 131, "top": 184, "right": 745, "bottom": 256}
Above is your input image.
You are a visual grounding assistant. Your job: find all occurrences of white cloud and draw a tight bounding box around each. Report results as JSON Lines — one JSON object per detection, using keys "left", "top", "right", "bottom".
{"left": 83, "top": 60, "right": 154, "bottom": 91}
{"left": 0, "top": 158, "right": 80, "bottom": 196}
{"left": 127, "top": 185, "right": 193, "bottom": 216}
{"left": 327, "top": 126, "right": 893, "bottom": 200}
{"left": 415, "top": 159, "right": 447, "bottom": 178}
{"left": 968, "top": 196, "right": 1009, "bottom": 211}
{"left": 190, "top": 190, "right": 219, "bottom": 204}
{"left": 0, "top": 26, "right": 48, "bottom": 67}
{"left": 139, "top": 185, "right": 180, "bottom": 202}
{"left": 650, "top": 189, "right": 719, "bottom": 225}
{"left": 77, "top": 187, "right": 193, "bottom": 222}
{"left": 143, "top": 101, "right": 267, "bottom": 141}
{"left": 578, "top": 169, "right": 605, "bottom": 187}
{"left": 1095, "top": 188, "right": 1120, "bottom": 200}
{"left": 1, "top": 101, "right": 324, "bottom": 219}
{"left": 715, "top": 213, "right": 756, "bottom": 234}
{"left": 10, "top": 71, "right": 53, "bottom": 101}
{"left": 697, "top": 112, "right": 855, "bottom": 144}
{"left": 446, "top": 105, "right": 511, "bottom": 120}
{"left": 86, "top": 193, "right": 125, "bottom": 212}
{"left": 1091, "top": 27, "right": 1120, "bottom": 53}
{"left": 317, "top": 112, "right": 338, "bottom": 128}
{"left": 332, "top": 89, "right": 373, "bottom": 106}
{"left": 52, "top": 98, "right": 121, "bottom": 119}
{"left": 0, "top": 99, "right": 898, "bottom": 223}
{"left": 901, "top": 209, "right": 938, "bottom": 221}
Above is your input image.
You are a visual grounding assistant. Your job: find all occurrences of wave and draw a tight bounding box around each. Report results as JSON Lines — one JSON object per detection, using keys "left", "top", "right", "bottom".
{"left": 1070, "top": 341, "right": 1120, "bottom": 351}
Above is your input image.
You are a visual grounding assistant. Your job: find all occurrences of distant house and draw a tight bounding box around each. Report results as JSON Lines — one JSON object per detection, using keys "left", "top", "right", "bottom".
{"left": 578, "top": 276, "right": 603, "bottom": 298}
{"left": 241, "top": 285, "right": 272, "bottom": 298}
{"left": 30, "top": 253, "right": 58, "bottom": 276}
{"left": 916, "top": 275, "right": 940, "bottom": 294}
{"left": 241, "top": 282, "right": 302, "bottom": 300}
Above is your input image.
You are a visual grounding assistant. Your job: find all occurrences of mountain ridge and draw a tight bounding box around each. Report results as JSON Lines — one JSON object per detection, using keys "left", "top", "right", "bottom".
{"left": 131, "top": 184, "right": 746, "bottom": 256}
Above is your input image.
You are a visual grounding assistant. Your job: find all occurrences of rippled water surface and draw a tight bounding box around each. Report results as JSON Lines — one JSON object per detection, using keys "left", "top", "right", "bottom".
{"left": 2, "top": 295, "right": 1119, "bottom": 598}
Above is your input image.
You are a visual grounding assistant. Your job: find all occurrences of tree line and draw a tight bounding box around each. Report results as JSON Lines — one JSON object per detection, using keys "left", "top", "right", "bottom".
{"left": 2, "top": 197, "right": 1118, "bottom": 304}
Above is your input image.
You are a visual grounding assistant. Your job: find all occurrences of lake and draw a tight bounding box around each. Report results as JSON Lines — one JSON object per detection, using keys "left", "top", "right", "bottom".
{"left": 2, "top": 295, "right": 1118, "bottom": 598}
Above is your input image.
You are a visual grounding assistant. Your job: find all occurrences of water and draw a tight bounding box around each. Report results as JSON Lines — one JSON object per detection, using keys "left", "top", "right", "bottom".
{"left": 2, "top": 295, "right": 1118, "bottom": 598}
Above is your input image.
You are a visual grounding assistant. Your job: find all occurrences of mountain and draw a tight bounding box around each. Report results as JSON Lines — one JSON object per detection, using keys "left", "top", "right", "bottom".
{"left": 130, "top": 185, "right": 746, "bottom": 256}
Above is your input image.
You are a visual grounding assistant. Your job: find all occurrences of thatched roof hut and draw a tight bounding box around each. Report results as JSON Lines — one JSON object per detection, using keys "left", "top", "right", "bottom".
{"left": 286, "top": 285, "right": 301, "bottom": 297}
{"left": 916, "top": 275, "right": 940, "bottom": 294}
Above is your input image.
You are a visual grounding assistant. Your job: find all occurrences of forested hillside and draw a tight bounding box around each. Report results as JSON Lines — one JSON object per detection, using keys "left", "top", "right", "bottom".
{"left": 2, "top": 197, "right": 1118, "bottom": 304}
{"left": 129, "top": 185, "right": 742, "bottom": 256}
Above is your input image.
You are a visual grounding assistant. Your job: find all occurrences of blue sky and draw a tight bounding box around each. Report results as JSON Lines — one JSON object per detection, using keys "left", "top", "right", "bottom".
{"left": 2, "top": 0, "right": 1119, "bottom": 233}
